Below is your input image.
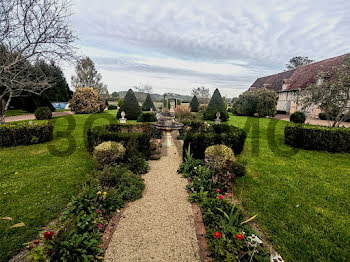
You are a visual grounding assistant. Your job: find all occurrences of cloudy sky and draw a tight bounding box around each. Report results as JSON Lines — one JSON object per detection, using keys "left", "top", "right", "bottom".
{"left": 62, "top": 0, "right": 350, "bottom": 97}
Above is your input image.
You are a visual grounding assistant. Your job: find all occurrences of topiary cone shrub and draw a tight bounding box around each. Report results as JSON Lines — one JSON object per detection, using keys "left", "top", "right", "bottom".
{"left": 142, "top": 93, "right": 156, "bottom": 111}
{"left": 69, "top": 87, "right": 105, "bottom": 114}
{"left": 34, "top": 107, "right": 52, "bottom": 120}
{"left": 117, "top": 89, "right": 142, "bottom": 120}
{"left": 204, "top": 89, "right": 229, "bottom": 121}
{"left": 290, "top": 111, "right": 306, "bottom": 123}
{"left": 189, "top": 95, "right": 199, "bottom": 112}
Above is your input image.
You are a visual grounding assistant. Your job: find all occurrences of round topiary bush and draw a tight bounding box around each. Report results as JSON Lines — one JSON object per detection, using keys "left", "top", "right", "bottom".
{"left": 137, "top": 112, "right": 157, "bottom": 122}
{"left": 142, "top": 94, "right": 156, "bottom": 111}
{"left": 189, "top": 95, "right": 199, "bottom": 112}
{"left": 290, "top": 111, "right": 306, "bottom": 123}
{"left": 117, "top": 89, "right": 142, "bottom": 120}
{"left": 93, "top": 141, "right": 126, "bottom": 169}
{"left": 205, "top": 144, "right": 235, "bottom": 171}
{"left": 69, "top": 87, "right": 105, "bottom": 114}
{"left": 34, "top": 107, "right": 52, "bottom": 120}
{"left": 108, "top": 104, "right": 118, "bottom": 110}
{"left": 204, "top": 89, "right": 229, "bottom": 121}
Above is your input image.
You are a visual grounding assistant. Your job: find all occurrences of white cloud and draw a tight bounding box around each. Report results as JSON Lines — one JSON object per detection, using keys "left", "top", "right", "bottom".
{"left": 63, "top": 0, "right": 350, "bottom": 97}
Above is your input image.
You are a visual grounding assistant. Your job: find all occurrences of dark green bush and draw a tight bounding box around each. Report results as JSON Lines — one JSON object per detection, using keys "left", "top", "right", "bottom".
{"left": 108, "top": 104, "right": 118, "bottom": 110}
{"left": 204, "top": 89, "right": 229, "bottom": 121}
{"left": 284, "top": 124, "right": 350, "bottom": 152}
{"left": 231, "top": 159, "right": 247, "bottom": 177}
{"left": 290, "top": 111, "right": 306, "bottom": 123}
{"left": 87, "top": 123, "right": 161, "bottom": 158}
{"left": 183, "top": 124, "right": 246, "bottom": 159}
{"left": 137, "top": 112, "right": 157, "bottom": 122}
{"left": 116, "top": 89, "right": 142, "bottom": 120}
{"left": 189, "top": 95, "right": 199, "bottom": 112}
{"left": 0, "top": 121, "right": 53, "bottom": 147}
{"left": 34, "top": 107, "right": 52, "bottom": 120}
{"left": 142, "top": 93, "right": 156, "bottom": 111}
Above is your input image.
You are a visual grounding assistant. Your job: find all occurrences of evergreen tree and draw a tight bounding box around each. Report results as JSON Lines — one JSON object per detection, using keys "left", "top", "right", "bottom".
{"left": 189, "top": 95, "right": 199, "bottom": 112}
{"left": 142, "top": 93, "right": 156, "bottom": 111}
{"left": 204, "top": 88, "right": 229, "bottom": 121}
{"left": 117, "top": 89, "right": 142, "bottom": 120}
{"left": 167, "top": 99, "right": 171, "bottom": 109}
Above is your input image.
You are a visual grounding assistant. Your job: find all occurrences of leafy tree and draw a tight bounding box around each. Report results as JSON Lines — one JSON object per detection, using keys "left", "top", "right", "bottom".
{"left": 189, "top": 95, "right": 199, "bottom": 112}
{"left": 299, "top": 58, "right": 350, "bottom": 127}
{"left": 37, "top": 60, "right": 72, "bottom": 102}
{"left": 109, "top": 92, "right": 120, "bottom": 101}
{"left": 235, "top": 88, "right": 277, "bottom": 117}
{"left": 117, "top": 89, "right": 142, "bottom": 120}
{"left": 286, "top": 56, "right": 314, "bottom": 70}
{"left": 142, "top": 93, "right": 156, "bottom": 111}
{"left": 71, "top": 57, "right": 109, "bottom": 98}
{"left": 192, "top": 86, "right": 210, "bottom": 103}
{"left": 204, "top": 89, "right": 229, "bottom": 121}
{"left": 69, "top": 87, "right": 105, "bottom": 114}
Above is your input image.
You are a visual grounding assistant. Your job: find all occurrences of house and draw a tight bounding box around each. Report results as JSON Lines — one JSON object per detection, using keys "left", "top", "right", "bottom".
{"left": 249, "top": 53, "right": 350, "bottom": 117}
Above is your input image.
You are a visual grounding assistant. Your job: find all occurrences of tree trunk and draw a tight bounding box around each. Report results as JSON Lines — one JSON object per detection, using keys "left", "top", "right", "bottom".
{"left": 0, "top": 94, "right": 12, "bottom": 124}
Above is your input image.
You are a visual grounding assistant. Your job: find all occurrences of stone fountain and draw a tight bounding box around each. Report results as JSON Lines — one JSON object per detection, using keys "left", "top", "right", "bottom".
{"left": 153, "top": 111, "right": 184, "bottom": 147}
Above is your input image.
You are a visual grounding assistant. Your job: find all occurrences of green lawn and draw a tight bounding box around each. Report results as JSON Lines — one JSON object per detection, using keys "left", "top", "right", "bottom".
{"left": 5, "top": 109, "right": 30, "bottom": 117}
{"left": 0, "top": 110, "right": 119, "bottom": 261}
{"left": 228, "top": 114, "right": 350, "bottom": 262}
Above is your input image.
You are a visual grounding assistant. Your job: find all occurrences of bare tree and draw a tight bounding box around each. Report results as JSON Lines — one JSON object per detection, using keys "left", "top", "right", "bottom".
{"left": 133, "top": 83, "right": 153, "bottom": 101}
{"left": 286, "top": 56, "right": 314, "bottom": 70}
{"left": 192, "top": 86, "right": 210, "bottom": 103}
{"left": 0, "top": 0, "right": 76, "bottom": 123}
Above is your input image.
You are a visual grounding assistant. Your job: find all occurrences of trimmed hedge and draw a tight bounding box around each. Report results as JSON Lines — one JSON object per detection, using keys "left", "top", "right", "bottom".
{"left": 35, "top": 107, "right": 52, "bottom": 120}
{"left": 183, "top": 124, "right": 246, "bottom": 159}
{"left": 87, "top": 123, "right": 162, "bottom": 158}
{"left": 137, "top": 112, "right": 157, "bottom": 122}
{"left": 284, "top": 124, "right": 350, "bottom": 152}
{"left": 0, "top": 121, "right": 54, "bottom": 147}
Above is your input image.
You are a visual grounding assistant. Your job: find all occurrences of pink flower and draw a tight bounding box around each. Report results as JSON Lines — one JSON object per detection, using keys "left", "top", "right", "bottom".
{"left": 227, "top": 194, "right": 232, "bottom": 198}
{"left": 96, "top": 209, "right": 102, "bottom": 214}
{"left": 216, "top": 189, "right": 221, "bottom": 193}
{"left": 219, "top": 195, "right": 224, "bottom": 200}
{"left": 98, "top": 223, "right": 103, "bottom": 229}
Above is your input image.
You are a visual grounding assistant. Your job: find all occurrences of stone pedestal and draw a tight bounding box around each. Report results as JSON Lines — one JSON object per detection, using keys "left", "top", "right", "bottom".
{"left": 162, "top": 130, "right": 173, "bottom": 148}
{"left": 120, "top": 118, "right": 126, "bottom": 124}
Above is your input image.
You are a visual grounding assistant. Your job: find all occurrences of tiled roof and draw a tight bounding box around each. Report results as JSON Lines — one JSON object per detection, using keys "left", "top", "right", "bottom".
{"left": 250, "top": 53, "right": 350, "bottom": 92}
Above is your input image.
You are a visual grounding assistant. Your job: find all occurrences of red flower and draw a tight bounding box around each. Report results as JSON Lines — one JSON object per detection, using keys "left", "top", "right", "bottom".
{"left": 43, "top": 231, "right": 54, "bottom": 240}
{"left": 96, "top": 209, "right": 102, "bottom": 214}
{"left": 213, "top": 232, "right": 222, "bottom": 239}
{"left": 216, "top": 189, "right": 221, "bottom": 193}
{"left": 227, "top": 194, "right": 232, "bottom": 198}
{"left": 235, "top": 233, "right": 244, "bottom": 240}
{"left": 219, "top": 195, "right": 224, "bottom": 200}
{"left": 33, "top": 240, "right": 40, "bottom": 245}
{"left": 98, "top": 223, "right": 103, "bottom": 229}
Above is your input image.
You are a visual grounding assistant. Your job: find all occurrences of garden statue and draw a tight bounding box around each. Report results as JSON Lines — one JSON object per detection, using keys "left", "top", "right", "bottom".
{"left": 120, "top": 111, "right": 127, "bottom": 124}
{"left": 215, "top": 112, "right": 221, "bottom": 124}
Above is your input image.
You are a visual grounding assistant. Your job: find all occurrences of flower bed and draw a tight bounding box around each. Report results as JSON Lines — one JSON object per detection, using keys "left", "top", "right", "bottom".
{"left": 284, "top": 124, "right": 350, "bottom": 152}
{"left": 27, "top": 166, "right": 145, "bottom": 261}
{"left": 178, "top": 149, "right": 269, "bottom": 261}
{"left": 0, "top": 121, "right": 53, "bottom": 147}
{"left": 181, "top": 122, "right": 246, "bottom": 159}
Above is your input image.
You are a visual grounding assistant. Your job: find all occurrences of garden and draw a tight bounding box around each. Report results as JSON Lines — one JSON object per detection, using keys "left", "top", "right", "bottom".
{"left": 0, "top": 84, "right": 349, "bottom": 262}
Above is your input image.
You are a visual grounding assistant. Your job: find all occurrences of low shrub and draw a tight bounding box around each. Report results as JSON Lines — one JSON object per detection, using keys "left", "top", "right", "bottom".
{"left": 0, "top": 121, "right": 53, "bottom": 147}
{"left": 69, "top": 87, "right": 105, "bottom": 114}
{"left": 175, "top": 105, "right": 193, "bottom": 120}
{"left": 284, "top": 124, "right": 350, "bottom": 152}
{"left": 108, "top": 104, "right": 118, "bottom": 110}
{"left": 231, "top": 159, "right": 247, "bottom": 178}
{"left": 137, "top": 112, "right": 157, "bottom": 122}
{"left": 205, "top": 145, "right": 235, "bottom": 171}
{"left": 183, "top": 124, "right": 246, "bottom": 159}
{"left": 87, "top": 123, "right": 161, "bottom": 159}
{"left": 290, "top": 111, "right": 306, "bottom": 123}
{"left": 198, "top": 104, "right": 208, "bottom": 114}
{"left": 93, "top": 141, "right": 125, "bottom": 169}
{"left": 34, "top": 107, "right": 52, "bottom": 120}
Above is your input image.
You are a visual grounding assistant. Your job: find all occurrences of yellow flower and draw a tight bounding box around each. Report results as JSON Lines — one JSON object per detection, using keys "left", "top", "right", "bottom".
{"left": 103, "top": 192, "right": 107, "bottom": 195}
{"left": 97, "top": 191, "right": 101, "bottom": 195}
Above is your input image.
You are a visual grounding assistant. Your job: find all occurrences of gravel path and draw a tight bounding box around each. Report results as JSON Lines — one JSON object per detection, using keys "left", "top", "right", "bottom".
{"left": 104, "top": 136, "right": 200, "bottom": 262}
